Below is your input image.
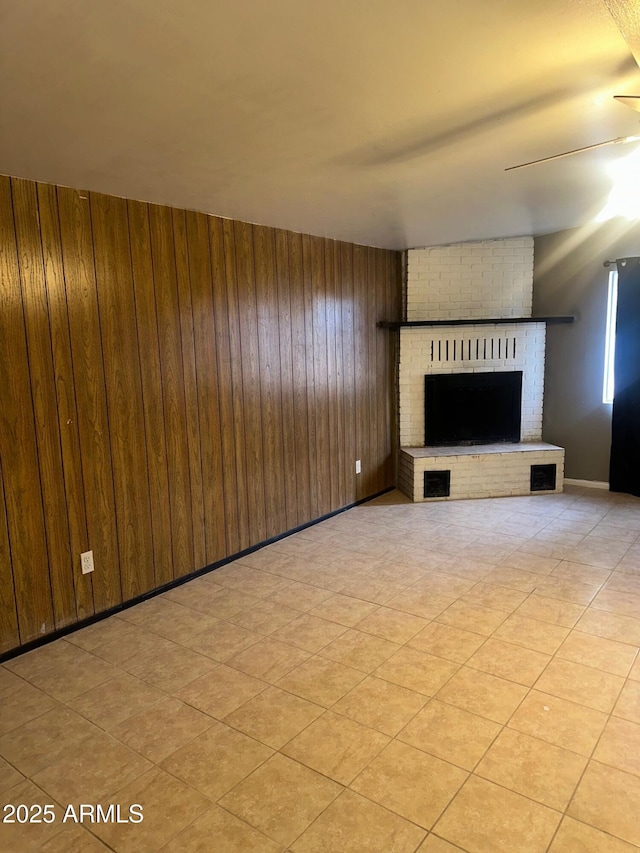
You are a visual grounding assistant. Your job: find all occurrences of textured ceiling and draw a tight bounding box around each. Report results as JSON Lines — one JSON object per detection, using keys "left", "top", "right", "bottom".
{"left": 1, "top": 0, "right": 639, "bottom": 249}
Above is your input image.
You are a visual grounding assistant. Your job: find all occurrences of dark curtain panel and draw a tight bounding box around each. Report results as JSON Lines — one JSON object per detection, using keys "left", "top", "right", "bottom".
{"left": 609, "top": 257, "right": 640, "bottom": 496}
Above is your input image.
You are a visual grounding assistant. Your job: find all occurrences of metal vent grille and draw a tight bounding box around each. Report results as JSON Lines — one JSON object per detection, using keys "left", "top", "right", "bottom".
{"left": 427, "top": 336, "right": 517, "bottom": 363}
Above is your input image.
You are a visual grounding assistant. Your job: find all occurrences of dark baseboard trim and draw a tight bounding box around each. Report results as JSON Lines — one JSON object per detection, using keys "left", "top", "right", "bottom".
{"left": 0, "top": 486, "right": 394, "bottom": 664}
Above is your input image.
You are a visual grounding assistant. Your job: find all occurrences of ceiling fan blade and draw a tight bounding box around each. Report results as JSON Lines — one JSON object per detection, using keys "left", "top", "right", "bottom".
{"left": 505, "top": 134, "right": 640, "bottom": 171}
{"left": 614, "top": 94, "right": 640, "bottom": 112}
{"left": 604, "top": 0, "right": 640, "bottom": 70}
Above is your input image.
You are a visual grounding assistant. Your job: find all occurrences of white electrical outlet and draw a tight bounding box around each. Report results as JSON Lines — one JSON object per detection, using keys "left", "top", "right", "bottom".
{"left": 355, "top": 459, "right": 361, "bottom": 474}
{"left": 81, "top": 550, "right": 94, "bottom": 575}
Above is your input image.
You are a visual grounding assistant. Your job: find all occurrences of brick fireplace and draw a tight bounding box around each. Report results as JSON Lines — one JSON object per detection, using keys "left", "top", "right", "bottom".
{"left": 396, "top": 237, "right": 565, "bottom": 501}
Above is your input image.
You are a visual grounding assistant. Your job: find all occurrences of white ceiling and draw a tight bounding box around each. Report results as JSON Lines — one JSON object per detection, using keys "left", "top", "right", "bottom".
{"left": 2, "top": 0, "right": 639, "bottom": 249}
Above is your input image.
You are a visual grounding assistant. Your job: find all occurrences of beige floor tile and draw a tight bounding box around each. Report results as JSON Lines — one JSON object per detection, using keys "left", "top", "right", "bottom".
{"left": 123, "top": 597, "right": 220, "bottom": 644}
{"left": 160, "top": 576, "right": 223, "bottom": 608}
{"left": 291, "top": 789, "right": 426, "bottom": 853}
{"left": 230, "top": 600, "right": 301, "bottom": 634}
{"left": 332, "top": 676, "right": 427, "bottom": 736}
{"left": 605, "top": 572, "right": 640, "bottom": 595}
{"left": 564, "top": 543, "right": 628, "bottom": 570}
{"left": 340, "top": 575, "right": 409, "bottom": 605}
{"left": 67, "top": 673, "right": 164, "bottom": 729}
{"left": 318, "top": 629, "right": 400, "bottom": 673}
{"left": 161, "top": 804, "right": 283, "bottom": 853}
{"left": 281, "top": 710, "right": 389, "bottom": 784}
{"left": 436, "top": 601, "right": 507, "bottom": 635}
{"left": 534, "top": 659, "right": 625, "bottom": 713}
{"left": 461, "top": 582, "right": 528, "bottom": 613}
{"left": 0, "top": 755, "right": 23, "bottom": 794}
{"left": 568, "top": 761, "right": 640, "bottom": 847}
{"left": 161, "top": 720, "right": 272, "bottom": 799}
{"left": 508, "top": 690, "right": 608, "bottom": 756}
{"left": 276, "top": 655, "right": 365, "bottom": 706}
{"left": 32, "top": 730, "right": 152, "bottom": 804}
{"left": 514, "top": 595, "right": 585, "bottom": 628}
{"left": 175, "top": 664, "right": 267, "bottom": 718}
{"left": 593, "top": 716, "right": 640, "bottom": 777}
{"left": 0, "top": 666, "right": 24, "bottom": 698}
{"left": 410, "top": 572, "right": 475, "bottom": 598}
{"left": 385, "top": 588, "right": 457, "bottom": 620}
{"left": 309, "top": 593, "right": 379, "bottom": 626}
{"left": 111, "top": 696, "right": 213, "bottom": 762}
{"left": 576, "top": 608, "right": 640, "bottom": 645}
{"left": 183, "top": 620, "right": 261, "bottom": 661}
{"left": 467, "top": 638, "right": 550, "bottom": 686}
{"left": 533, "top": 577, "right": 601, "bottom": 605}
{"left": 227, "top": 638, "right": 310, "bottom": 683}
{"left": 219, "top": 753, "right": 342, "bottom": 847}
{"left": 355, "top": 607, "right": 428, "bottom": 643}
{"left": 482, "top": 566, "right": 542, "bottom": 592}
{"left": 435, "top": 666, "right": 528, "bottom": 723}
{"left": 434, "top": 775, "right": 561, "bottom": 853}
{"left": 4, "top": 640, "right": 117, "bottom": 701}
{"left": 416, "top": 836, "right": 466, "bottom": 853}
{"left": 556, "top": 631, "right": 638, "bottom": 676}
{"left": 0, "top": 779, "right": 67, "bottom": 850}
{"left": 408, "top": 621, "right": 485, "bottom": 663}
{"left": 613, "top": 679, "right": 640, "bottom": 723}
{"left": 92, "top": 767, "right": 211, "bottom": 852}
{"left": 351, "top": 740, "right": 467, "bottom": 828}
{"left": 0, "top": 706, "right": 101, "bottom": 776}
{"left": 549, "top": 816, "right": 639, "bottom": 853}
{"left": 267, "top": 581, "right": 334, "bottom": 612}
{"left": 550, "top": 560, "right": 612, "bottom": 585}
{"left": 0, "top": 682, "right": 58, "bottom": 736}
{"left": 192, "top": 587, "right": 261, "bottom": 620}
{"left": 592, "top": 587, "right": 640, "bottom": 617}
{"left": 90, "top": 626, "right": 176, "bottom": 667}
{"left": 65, "top": 615, "right": 137, "bottom": 652}
{"left": 40, "top": 824, "right": 112, "bottom": 851}
{"left": 122, "top": 643, "right": 218, "bottom": 693}
{"left": 374, "top": 647, "right": 459, "bottom": 696}
{"left": 399, "top": 699, "right": 501, "bottom": 770}
{"left": 500, "top": 552, "right": 560, "bottom": 575}
{"left": 475, "top": 727, "right": 587, "bottom": 810}
{"left": 630, "top": 655, "right": 640, "bottom": 681}
{"left": 224, "top": 686, "right": 324, "bottom": 748}
{"left": 492, "top": 613, "right": 569, "bottom": 654}
{"left": 269, "top": 614, "right": 348, "bottom": 653}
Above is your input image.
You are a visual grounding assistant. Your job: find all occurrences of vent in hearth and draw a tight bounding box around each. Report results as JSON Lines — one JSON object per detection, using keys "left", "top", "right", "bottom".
{"left": 424, "top": 470, "right": 451, "bottom": 498}
{"left": 427, "top": 336, "right": 517, "bottom": 363}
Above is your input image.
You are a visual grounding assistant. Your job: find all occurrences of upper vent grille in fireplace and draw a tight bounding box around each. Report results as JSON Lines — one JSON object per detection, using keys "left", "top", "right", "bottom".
{"left": 425, "top": 371, "right": 522, "bottom": 447}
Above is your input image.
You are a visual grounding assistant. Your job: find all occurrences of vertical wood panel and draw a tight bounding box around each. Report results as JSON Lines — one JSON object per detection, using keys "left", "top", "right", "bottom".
{"left": 90, "top": 192, "right": 155, "bottom": 601}
{"left": 234, "top": 220, "right": 266, "bottom": 545}
{"left": 148, "top": 204, "right": 194, "bottom": 579}
{"left": 0, "top": 174, "right": 401, "bottom": 655}
{"left": 253, "top": 225, "right": 287, "bottom": 538}
{"left": 274, "top": 230, "right": 299, "bottom": 531}
{"left": 187, "top": 211, "right": 227, "bottom": 564}
{"left": 288, "top": 232, "right": 312, "bottom": 524}
{"left": 37, "top": 183, "right": 94, "bottom": 620}
{"left": 127, "top": 199, "right": 173, "bottom": 588}
{"left": 11, "top": 178, "right": 77, "bottom": 629}
{"left": 57, "top": 185, "right": 121, "bottom": 612}
{"left": 172, "top": 209, "right": 206, "bottom": 570}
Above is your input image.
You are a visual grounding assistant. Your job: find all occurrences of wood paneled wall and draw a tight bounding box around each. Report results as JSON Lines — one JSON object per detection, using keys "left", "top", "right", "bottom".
{"left": 0, "top": 175, "right": 401, "bottom": 653}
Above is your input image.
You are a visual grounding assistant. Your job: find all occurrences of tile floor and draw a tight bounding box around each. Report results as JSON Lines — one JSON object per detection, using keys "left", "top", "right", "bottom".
{"left": 1, "top": 486, "right": 640, "bottom": 852}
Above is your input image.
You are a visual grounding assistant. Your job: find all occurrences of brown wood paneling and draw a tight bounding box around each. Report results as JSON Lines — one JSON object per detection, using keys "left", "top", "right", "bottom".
{"left": 187, "top": 211, "right": 227, "bottom": 564}
{"left": 148, "top": 204, "right": 194, "bottom": 579}
{"left": 274, "top": 229, "right": 298, "bottom": 531}
{"left": 0, "top": 173, "right": 401, "bottom": 655}
{"left": 172, "top": 208, "right": 206, "bottom": 570}
{"left": 0, "top": 461, "right": 20, "bottom": 652}
{"left": 287, "top": 231, "right": 312, "bottom": 525}
{"left": 0, "top": 176, "right": 55, "bottom": 641}
{"left": 127, "top": 199, "right": 173, "bottom": 588}
{"left": 234, "top": 220, "right": 266, "bottom": 545}
{"left": 37, "top": 182, "right": 94, "bottom": 620}
{"left": 57, "top": 185, "right": 121, "bottom": 613}
{"left": 253, "top": 225, "right": 287, "bottom": 539}
{"left": 90, "top": 192, "right": 155, "bottom": 601}
{"left": 11, "top": 178, "right": 77, "bottom": 629}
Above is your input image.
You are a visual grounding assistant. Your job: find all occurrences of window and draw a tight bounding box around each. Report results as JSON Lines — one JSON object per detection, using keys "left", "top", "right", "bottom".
{"left": 603, "top": 269, "right": 618, "bottom": 404}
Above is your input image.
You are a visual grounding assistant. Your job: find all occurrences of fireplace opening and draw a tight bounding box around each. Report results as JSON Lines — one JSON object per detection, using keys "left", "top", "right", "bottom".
{"left": 425, "top": 371, "right": 523, "bottom": 446}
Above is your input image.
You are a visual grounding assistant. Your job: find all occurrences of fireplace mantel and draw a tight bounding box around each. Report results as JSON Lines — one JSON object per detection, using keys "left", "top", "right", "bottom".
{"left": 378, "top": 316, "right": 574, "bottom": 330}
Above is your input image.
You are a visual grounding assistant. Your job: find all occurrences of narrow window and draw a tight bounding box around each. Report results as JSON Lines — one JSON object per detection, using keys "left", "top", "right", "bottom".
{"left": 603, "top": 269, "right": 618, "bottom": 404}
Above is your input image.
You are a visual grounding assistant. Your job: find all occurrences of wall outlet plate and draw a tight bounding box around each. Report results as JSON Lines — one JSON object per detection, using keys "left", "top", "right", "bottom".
{"left": 81, "top": 550, "right": 94, "bottom": 574}
{"left": 355, "top": 459, "right": 361, "bottom": 474}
